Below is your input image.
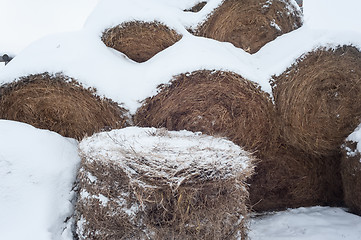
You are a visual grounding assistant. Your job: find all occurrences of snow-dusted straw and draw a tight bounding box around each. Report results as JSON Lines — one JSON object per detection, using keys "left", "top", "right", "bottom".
{"left": 76, "top": 127, "right": 254, "bottom": 239}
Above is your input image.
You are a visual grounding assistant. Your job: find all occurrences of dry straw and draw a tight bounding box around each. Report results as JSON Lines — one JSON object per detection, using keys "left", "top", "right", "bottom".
{"left": 102, "top": 21, "right": 182, "bottom": 63}
{"left": 0, "top": 73, "right": 129, "bottom": 140}
{"left": 341, "top": 140, "right": 361, "bottom": 216}
{"left": 184, "top": 1, "right": 207, "bottom": 12}
{"left": 272, "top": 45, "right": 361, "bottom": 157}
{"left": 196, "top": 0, "right": 302, "bottom": 53}
{"left": 248, "top": 143, "right": 344, "bottom": 212}
{"left": 76, "top": 127, "right": 255, "bottom": 239}
{"left": 134, "top": 70, "right": 278, "bottom": 154}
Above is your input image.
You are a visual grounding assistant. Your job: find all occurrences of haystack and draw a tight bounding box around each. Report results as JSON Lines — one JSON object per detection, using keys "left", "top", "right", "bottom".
{"left": 184, "top": 1, "right": 207, "bottom": 12}
{"left": 0, "top": 73, "right": 128, "bottom": 140}
{"left": 102, "top": 21, "right": 182, "bottom": 63}
{"left": 196, "top": 0, "right": 302, "bottom": 53}
{"left": 272, "top": 45, "right": 361, "bottom": 156}
{"left": 248, "top": 142, "right": 343, "bottom": 212}
{"left": 76, "top": 127, "right": 254, "bottom": 240}
{"left": 341, "top": 128, "right": 361, "bottom": 215}
{"left": 134, "top": 70, "right": 278, "bottom": 154}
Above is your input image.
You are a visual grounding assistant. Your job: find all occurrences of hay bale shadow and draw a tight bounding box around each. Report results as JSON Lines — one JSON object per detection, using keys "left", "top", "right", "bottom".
{"left": 272, "top": 45, "right": 361, "bottom": 157}
{"left": 341, "top": 140, "right": 361, "bottom": 216}
{"left": 0, "top": 73, "right": 129, "bottom": 140}
{"left": 76, "top": 127, "right": 255, "bottom": 239}
{"left": 196, "top": 0, "right": 302, "bottom": 53}
{"left": 102, "top": 21, "right": 182, "bottom": 63}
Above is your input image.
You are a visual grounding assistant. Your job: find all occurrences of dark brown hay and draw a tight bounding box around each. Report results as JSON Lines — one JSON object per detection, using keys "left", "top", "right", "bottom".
{"left": 184, "top": 1, "right": 207, "bottom": 12}
{"left": 248, "top": 142, "right": 344, "bottom": 212}
{"left": 76, "top": 128, "right": 254, "bottom": 239}
{"left": 102, "top": 21, "right": 182, "bottom": 63}
{"left": 272, "top": 45, "right": 361, "bottom": 157}
{"left": 196, "top": 0, "right": 302, "bottom": 53}
{"left": 341, "top": 141, "right": 361, "bottom": 216}
{"left": 134, "top": 70, "right": 278, "bottom": 154}
{"left": 0, "top": 73, "right": 129, "bottom": 140}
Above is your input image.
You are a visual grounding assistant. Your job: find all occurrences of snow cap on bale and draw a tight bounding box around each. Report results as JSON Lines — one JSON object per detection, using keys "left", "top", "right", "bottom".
{"left": 76, "top": 127, "right": 254, "bottom": 239}
{"left": 0, "top": 73, "right": 129, "bottom": 140}
{"left": 134, "top": 70, "right": 279, "bottom": 154}
{"left": 184, "top": 1, "right": 207, "bottom": 12}
{"left": 196, "top": 0, "right": 303, "bottom": 53}
{"left": 272, "top": 45, "right": 361, "bottom": 156}
{"left": 341, "top": 123, "right": 361, "bottom": 216}
{"left": 102, "top": 21, "right": 182, "bottom": 63}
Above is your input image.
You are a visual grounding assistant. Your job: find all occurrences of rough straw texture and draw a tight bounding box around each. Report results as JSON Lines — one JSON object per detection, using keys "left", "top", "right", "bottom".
{"left": 0, "top": 73, "right": 129, "bottom": 140}
{"left": 272, "top": 45, "right": 361, "bottom": 157}
{"left": 197, "top": 0, "right": 302, "bottom": 53}
{"left": 76, "top": 127, "right": 254, "bottom": 240}
{"left": 341, "top": 141, "right": 361, "bottom": 216}
{"left": 102, "top": 21, "right": 182, "bottom": 63}
{"left": 249, "top": 143, "right": 344, "bottom": 212}
{"left": 134, "top": 70, "right": 278, "bottom": 154}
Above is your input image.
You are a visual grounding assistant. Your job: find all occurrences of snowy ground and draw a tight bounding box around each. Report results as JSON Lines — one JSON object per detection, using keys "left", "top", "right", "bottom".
{"left": 1, "top": 0, "right": 361, "bottom": 239}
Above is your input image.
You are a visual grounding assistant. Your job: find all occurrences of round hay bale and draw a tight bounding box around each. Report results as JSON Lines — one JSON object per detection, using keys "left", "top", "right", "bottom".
{"left": 341, "top": 127, "right": 361, "bottom": 216}
{"left": 134, "top": 70, "right": 278, "bottom": 154}
{"left": 101, "top": 21, "right": 182, "bottom": 63}
{"left": 196, "top": 0, "right": 302, "bottom": 53}
{"left": 0, "top": 73, "right": 129, "bottom": 140}
{"left": 248, "top": 142, "right": 343, "bottom": 212}
{"left": 184, "top": 1, "right": 207, "bottom": 12}
{"left": 272, "top": 45, "right": 361, "bottom": 156}
{"left": 76, "top": 127, "right": 255, "bottom": 239}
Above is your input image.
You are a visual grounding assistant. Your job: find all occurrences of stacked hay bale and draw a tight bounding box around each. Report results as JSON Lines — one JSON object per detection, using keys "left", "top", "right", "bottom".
{"left": 135, "top": 69, "right": 338, "bottom": 212}
{"left": 102, "top": 21, "right": 182, "bottom": 63}
{"left": 272, "top": 45, "right": 361, "bottom": 211}
{"left": 272, "top": 45, "right": 361, "bottom": 157}
{"left": 134, "top": 70, "right": 278, "bottom": 153}
{"left": 197, "top": 0, "right": 302, "bottom": 53}
{"left": 341, "top": 125, "right": 361, "bottom": 215}
{"left": 0, "top": 73, "right": 129, "bottom": 140}
{"left": 76, "top": 127, "right": 255, "bottom": 239}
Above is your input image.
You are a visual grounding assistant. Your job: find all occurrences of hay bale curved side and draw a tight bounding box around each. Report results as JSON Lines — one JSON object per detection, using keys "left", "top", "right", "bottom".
{"left": 0, "top": 73, "right": 129, "bottom": 140}
{"left": 102, "top": 21, "right": 182, "bottom": 63}
{"left": 341, "top": 125, "right": 361, "bottom": 216}
{"left": 196, "top": 0, "right": 302, "bottom": 53}
{"left": 272, "top": 45, "right": 361, "bottom": 156}
{"left": 248, "top": 142, "right": 343, "bottom": 212}
{"left": 76, "top": 127, "right": 255, "bottom": 240}
{"left": 134, "top": 70, "right": 279, "bottom": 154}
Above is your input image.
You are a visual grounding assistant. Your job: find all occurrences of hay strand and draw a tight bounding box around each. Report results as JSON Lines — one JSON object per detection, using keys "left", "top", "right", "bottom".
{"left": 102, "top": 21, "right": 182, "bottom": 63}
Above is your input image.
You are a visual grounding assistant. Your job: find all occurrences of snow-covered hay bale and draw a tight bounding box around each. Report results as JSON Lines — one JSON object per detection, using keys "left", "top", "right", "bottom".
{"left": 134, "top": 70, "right": 278, "bottom": 154}
{"left": 272, "top": 45, "right": 361, "bottom": 156}
{"left": 76, "top": 127, "right": 254, "bottom": 239}
{"left": 197, "top": 0, "right": 302, "bottom": 53}
{"left": 102, "top": 21, "right": 182, "bottom": 63}
{"left": 0, "top": 73, "right": 128, "bottom": 140}
{"left": 341, "top": 124, "right": 361, "bottom": 215}
{"left": 249, "top": 143, "right": 343, "bottom": 212}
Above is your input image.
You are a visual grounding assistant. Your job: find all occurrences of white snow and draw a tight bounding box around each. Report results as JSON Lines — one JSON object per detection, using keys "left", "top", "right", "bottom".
{"left": 0, "top": 120, "right": 80, "bottom": 240}
{"left": 249, "top": 207, "right": 361, "bottom": 240}
{"left": 345, "top": 123, "right": 361, "bottom": 159}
